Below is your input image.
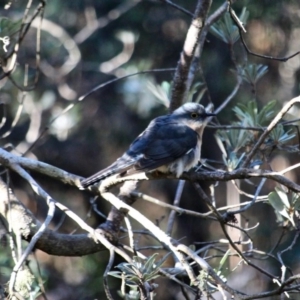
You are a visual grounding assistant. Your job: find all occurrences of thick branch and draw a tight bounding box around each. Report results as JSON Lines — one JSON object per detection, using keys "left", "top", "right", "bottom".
{"left": 170, "top": 0, "right": 212, "bottom": 110}
{"left": 86, "top": 168, "right": 300, "bottom": 194}
{"left": 182, "top": 169, "right": 300, "bottom": 193}
{"left": 0, "top": 148, "right": 81, "bottom": 186}
{"left": 0, "top": 180, "right": 107, "bottom": 256}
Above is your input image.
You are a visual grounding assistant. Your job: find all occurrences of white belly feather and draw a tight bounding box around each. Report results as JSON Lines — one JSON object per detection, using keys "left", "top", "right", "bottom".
{"left": 156, "top": 141, "right": 201, "bottom": 177}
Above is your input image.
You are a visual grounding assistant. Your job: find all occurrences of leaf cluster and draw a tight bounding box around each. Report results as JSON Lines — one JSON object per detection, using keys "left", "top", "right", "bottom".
{"left": 268, "top": 188, "right": 300, "bottom": 228}
{"left": 109, "top": 254, "right": 168, "bottom": 298}
{"left": 210, "top": 8, "right": 249, "bottom": 45}
{"left": 216, "top": 100, "right": 295, "bottom": 170}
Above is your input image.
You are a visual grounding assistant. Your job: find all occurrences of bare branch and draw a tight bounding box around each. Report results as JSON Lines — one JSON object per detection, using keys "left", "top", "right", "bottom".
{"left": 157, "top": 0, "right": 193, "bottom": 17}
{"left": 166, "top": 180, "right": 185, "bottom": 235}
{"left": 103, "top": 248, "right": 115, "bottom": 300}
{"left": 0, "top": 147, "right": 81, "bottom": 186}
{"left": 170, "top": 0, "right": 212, "bottom": 110}
{"left": 0, "top": 184, "right": 107, "bottom": 256}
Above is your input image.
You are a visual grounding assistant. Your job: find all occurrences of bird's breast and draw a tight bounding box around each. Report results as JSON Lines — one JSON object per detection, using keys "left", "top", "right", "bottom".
{"left": 157, "top": 141, "right": 201, "bottom": 178}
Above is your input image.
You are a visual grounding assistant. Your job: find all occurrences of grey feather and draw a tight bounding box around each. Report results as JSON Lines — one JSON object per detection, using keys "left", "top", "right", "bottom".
{"left": 81, "top": 103, "right": 215, "bottom": 188}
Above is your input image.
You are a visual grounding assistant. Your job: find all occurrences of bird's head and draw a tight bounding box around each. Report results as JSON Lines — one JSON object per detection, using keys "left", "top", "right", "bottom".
{"left": 171, "top": 103, "right": 215, "bottom": 132}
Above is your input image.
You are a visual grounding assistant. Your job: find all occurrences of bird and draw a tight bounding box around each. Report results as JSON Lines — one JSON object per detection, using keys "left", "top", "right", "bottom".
{"left": 81, "top": 102, "right": 215, "bottom": 188}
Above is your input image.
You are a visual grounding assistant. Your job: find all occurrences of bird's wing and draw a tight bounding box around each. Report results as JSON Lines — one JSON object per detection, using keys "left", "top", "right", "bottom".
{"left": 81, "top": 118, "right": 198, "bottom": 187}
{"left": 128, "top": 120, "right": 198, "bottom": 172}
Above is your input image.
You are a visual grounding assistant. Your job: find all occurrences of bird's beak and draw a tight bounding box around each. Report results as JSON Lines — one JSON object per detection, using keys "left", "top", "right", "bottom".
{"left": 205, "top": 112, "right": 216, "bottom": 117}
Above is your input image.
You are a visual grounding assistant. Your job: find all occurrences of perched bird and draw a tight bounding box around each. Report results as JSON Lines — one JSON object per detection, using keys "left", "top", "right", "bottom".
{"left": 81, "top": 103, "right": 215, "bottom": 188}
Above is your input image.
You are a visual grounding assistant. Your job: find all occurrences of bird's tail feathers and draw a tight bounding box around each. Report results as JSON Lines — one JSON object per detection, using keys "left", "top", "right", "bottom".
{"left": 80, "top": 158, "right": 135, "bottom": 188}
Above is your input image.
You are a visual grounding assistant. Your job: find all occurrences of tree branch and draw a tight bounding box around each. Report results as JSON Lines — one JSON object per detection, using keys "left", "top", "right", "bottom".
{"left": 170, "top": 0, "right": 212, "bottom": 110}
{"left": 0, "top": 179, "right": 107, "bottom": 256}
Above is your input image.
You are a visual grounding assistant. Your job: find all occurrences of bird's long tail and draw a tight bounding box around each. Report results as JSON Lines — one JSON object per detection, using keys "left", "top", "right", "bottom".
{"left": 80, "top": 156, "right": 136, "bottom": 188}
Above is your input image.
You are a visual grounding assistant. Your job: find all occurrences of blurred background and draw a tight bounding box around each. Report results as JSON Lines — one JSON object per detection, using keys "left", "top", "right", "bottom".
{"left": 1, "top": 0, "right": 300, "bottom": 299}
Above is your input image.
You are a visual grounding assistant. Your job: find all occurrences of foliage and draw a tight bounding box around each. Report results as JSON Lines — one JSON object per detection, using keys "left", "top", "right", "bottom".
{"left": 240, "top": 64, "right": 268, "bottom": 86}
{"left": 109, "top": 254, "right": 167, "bottom": 299}
{"left": 210, "top": 8, "right": 249, "bottom": 44}
{"left": 268, "top": 188, "right": 300, "bottom": 227}
{"left": 215, "top": 100, "right": 295, "bottom": 170}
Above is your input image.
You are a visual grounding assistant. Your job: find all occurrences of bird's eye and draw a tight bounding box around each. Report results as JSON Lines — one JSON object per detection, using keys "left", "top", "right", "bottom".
{"left": 191, "top": 112, "right": 198, "bottom": 119}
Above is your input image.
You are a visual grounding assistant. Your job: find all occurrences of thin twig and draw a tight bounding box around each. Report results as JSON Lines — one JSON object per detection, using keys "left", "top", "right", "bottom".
{"left": 5, "top": 1, "right": 44, "bottom": 88}
{"left": 133, "top": 191, "right": 216, "bottom": 219}
{"left": 227, "top": 178, "right": 266, "bottom": 214}
{"left": 176, "top": 243, "right": 244, "bottom": 297}
{"left": 79, "top": 68, "right": 176, "bottom": 101}
{"left": 215, "top": 76, "right": 242, "bottom": 114}
{"left": 227, "top": 1, "right": 300, "bottom": 62}
{"left": 193, "top": 182, "right": 277, "bottom": 280}
{"left": 166, "top": 180, "right": 185, "bottom": 235}
{"left": 8, "top": 165, "right": 56, "bottom": 295}
{"left": 1, "top": 92, "right": 26, "bottom": 139}
{"left": 74, "top": 1, "right": 140, "bottom": 44}
{"left": 239, "top": 26, "right": 300, "bottom": 62}
{"left": 124, "top": 216, "right": 136, "bottom": 255}
{"left": 157, "top": 0, "right": 193, "bottom": 17}
{"left": 103, "top": 248, "right": 115, "bottom": 300}
{"left": 277, "top": 231, "right": 300, "bottom": 286}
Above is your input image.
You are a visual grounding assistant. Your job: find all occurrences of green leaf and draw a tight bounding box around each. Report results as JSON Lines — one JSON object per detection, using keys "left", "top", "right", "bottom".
{"left": 218, "top": 249, "right": 231, "bottom": 272}
{"left": 233, "top": 100, "right": 275, "bottom": 127}
{"left": 268, "top": 189, "right": 295, "bottom": 227}
{"left": 275, "top": 187, "right": 290, "bottom": 208}
{"left": 292, "top": 193, "right": 300, "bottom": 210}
{"left": 117, "top": 263, "right": 136, "bottom": 275}
{"left": 111, "top": 253, "right": 163, "bottom": 288}
{"left": 210, "top": 8, "right": 249, "bottom": 44}
{"left": 108, "top": 271, "right": 123, "bottom": 279}
{"left": 268, "top": 124, "right": 295, "bottom": 146}
{"left": 143, "top": 253, "right": 158, "bottom": 274}
{"left": 241, "top": 64, "right": 268, "bottom": 85}
{"left": 153, "top": 252, "right": 170, "bottom": 270}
